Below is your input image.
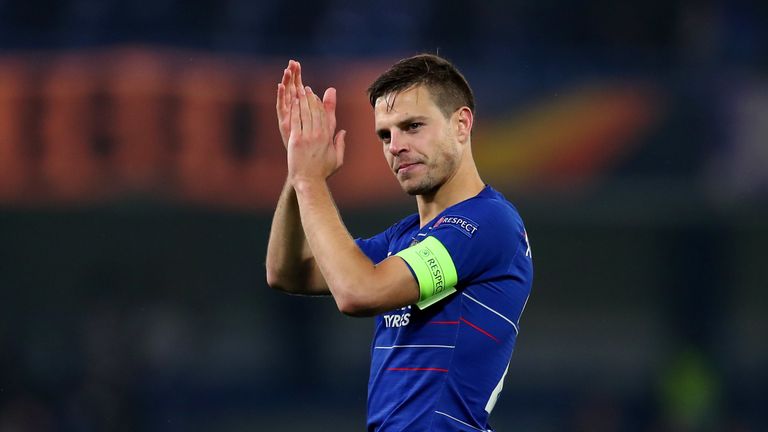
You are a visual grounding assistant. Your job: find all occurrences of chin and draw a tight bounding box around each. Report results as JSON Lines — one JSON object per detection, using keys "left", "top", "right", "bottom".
{"left": 401, "top": 181, "right": 438, "bottom": 196}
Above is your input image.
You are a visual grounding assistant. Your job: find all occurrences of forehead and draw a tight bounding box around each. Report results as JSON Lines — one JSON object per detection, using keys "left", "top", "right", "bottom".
{"left": 373, "top": 86, "right": 442, "bottom": 126}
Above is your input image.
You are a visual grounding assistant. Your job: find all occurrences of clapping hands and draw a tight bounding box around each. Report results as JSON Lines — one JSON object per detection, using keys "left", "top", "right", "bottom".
{"left": 276, "top": 60, "right": 346, "bottom": 183}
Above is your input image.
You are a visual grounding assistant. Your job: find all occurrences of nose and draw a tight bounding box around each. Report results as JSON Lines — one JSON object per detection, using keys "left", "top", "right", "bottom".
{"left": 387, "top": 131, "right": 408, "bottom": 156}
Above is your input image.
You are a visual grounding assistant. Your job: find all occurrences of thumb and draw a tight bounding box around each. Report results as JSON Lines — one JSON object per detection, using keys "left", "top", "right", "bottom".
{"left": 323, "top": 87, "right": 337, "bottom": 134}
{"left": 334, "top": 129, "right": 347, "bottom": 168}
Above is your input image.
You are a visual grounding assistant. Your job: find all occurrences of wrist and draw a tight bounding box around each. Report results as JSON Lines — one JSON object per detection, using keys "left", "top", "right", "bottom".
{"left": 291, "top": 176, "right": 327, "bottom": 194}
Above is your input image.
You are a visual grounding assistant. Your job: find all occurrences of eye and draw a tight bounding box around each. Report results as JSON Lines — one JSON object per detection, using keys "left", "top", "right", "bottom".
{"left": 407, "top": 122, "right": 423, "bottom": 131}
{"left": 378, "top": 131, "right": 391, "bottom": 144}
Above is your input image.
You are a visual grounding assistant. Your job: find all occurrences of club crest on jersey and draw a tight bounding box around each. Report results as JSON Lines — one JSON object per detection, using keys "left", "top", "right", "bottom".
{"left": 433, "top": 215, "right": 479, "bottom": 238}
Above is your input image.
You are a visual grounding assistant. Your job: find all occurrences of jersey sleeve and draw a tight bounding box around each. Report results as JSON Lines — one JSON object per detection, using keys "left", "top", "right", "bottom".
{"left": 355, "top": 221, "right": 400, "bottom": 264}
{"left": 396, "top": 202, "right": 527, "bottom": 309}
{"left": 355, "top": 234, "right": 389, "bottom": 264}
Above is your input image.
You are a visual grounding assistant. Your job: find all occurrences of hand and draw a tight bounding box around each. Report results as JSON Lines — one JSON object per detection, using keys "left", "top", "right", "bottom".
{"left": 287, "top": 85, "right": 347, "bottom": 184}
{"left": 276, "top": 60, "right": 303, "bottom": 147}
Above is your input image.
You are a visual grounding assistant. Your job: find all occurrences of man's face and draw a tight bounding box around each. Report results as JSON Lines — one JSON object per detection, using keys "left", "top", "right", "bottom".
{"left": 374, "top": 85, "right": 460, "bottom": 196}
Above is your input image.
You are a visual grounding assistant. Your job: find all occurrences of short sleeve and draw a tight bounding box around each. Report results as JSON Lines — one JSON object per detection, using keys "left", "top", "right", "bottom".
{"left": 395, "top": 201, "right": 528, "bottom": 309}
{"left": 355, "top": 232, "right": 390, "bottom": 264}
{"left": 428, "top": 204, "right": 524, "bottom": 285}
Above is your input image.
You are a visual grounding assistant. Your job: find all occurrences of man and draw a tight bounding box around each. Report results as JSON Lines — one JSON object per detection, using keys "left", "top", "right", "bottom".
{"left": 266, "top": 54, "right": 533, "bottom": 431}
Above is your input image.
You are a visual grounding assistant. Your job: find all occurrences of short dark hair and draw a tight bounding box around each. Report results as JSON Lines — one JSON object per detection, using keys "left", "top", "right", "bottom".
{"left": 367, "top": 54, "right": 475, "bottom": 118}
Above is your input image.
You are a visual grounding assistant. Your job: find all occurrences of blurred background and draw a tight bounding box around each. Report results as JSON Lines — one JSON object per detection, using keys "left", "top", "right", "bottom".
{"left": 0, "top": 0, "right": 766, "bottom": 431}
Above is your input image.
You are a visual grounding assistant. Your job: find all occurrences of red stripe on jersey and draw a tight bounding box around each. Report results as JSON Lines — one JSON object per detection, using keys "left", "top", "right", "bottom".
{"left": 460, "top": 318, "right": 499, "bottom": 343}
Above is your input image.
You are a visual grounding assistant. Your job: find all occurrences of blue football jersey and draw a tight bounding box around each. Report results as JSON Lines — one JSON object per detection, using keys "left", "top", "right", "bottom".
{"left": 355, "top": 185, "right": 533, "bottom": 432}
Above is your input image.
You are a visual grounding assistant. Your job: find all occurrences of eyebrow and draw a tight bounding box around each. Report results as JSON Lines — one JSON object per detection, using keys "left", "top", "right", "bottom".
{"left": 375, "top": 115, "right": 429, "bottom": 137}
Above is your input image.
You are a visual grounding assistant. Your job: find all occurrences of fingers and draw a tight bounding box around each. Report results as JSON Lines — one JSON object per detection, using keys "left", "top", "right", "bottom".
{"left": 322, "top": 87, "right": 337, "bottom": 134}
{"left": 281, "top": 64, "right": 292, "bottom": 88}
{"left": 282, "top": 61, "right": 334, "bottom": 147}
{"left": 322, "top": 87, "right": 337, "bottom": 110}
{"left": 276, "top": 67, "right": 291, "bottom": 114}
{"left": 283, "top": 69, "right": 292, "bottom": 110}
{"left": 298, "top": 85, "right": 312, "bottom": 132}
{"left": 292, "top": 61, "right": 304, "bottom": 95}
{"left": 289, "top": 97, "right": 301, "bottom": 140}
{"left": 334, "top": 129, "right": 347, "bottom": 169}
{"left": 276, "top": 82, "right": 286, "bottom": 115}
{"left": 281, "top": 60, "right": 299, "bottom": 113}
{"left": 307, "top": 87, "right": 325, "bottom": 132}
{"left": 288, "top": 65, "right": 297, "bottom": 105}
{"left": 284, "top": 60, "right": 301, "bottom": 105}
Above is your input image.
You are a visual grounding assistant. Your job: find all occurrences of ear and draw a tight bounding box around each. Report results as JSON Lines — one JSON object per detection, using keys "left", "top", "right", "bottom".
{"left": 454, "top": 107, "right": 473, "bottom": 144}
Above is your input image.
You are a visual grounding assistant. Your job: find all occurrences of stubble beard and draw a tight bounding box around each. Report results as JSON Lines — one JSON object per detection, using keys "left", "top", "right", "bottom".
{"left": 403, "top": 171, "right": 439, "bottom": 196}
{"left": 401, "top": 147, "right": 459, "bottom": 196}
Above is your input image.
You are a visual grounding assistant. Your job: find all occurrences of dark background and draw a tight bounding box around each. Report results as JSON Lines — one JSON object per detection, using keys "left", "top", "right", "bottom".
{"left": 1, "top": 1, "right": 766, "bottom": 431}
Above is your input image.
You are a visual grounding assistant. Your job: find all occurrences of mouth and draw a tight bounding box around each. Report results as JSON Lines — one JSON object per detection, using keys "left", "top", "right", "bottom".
{"left": 396, "top": 162, "right": 421, "bottom": 174}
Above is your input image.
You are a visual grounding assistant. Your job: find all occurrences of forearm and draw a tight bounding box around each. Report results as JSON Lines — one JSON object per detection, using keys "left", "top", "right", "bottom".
{"left": 293, "top": 179, "right": 410, "bottom": 315}
{"left": 265, "top": 180, "right": 327, "bottom": 294}
{"left": 293, "top": 180, "right": 371, "bottom": 307}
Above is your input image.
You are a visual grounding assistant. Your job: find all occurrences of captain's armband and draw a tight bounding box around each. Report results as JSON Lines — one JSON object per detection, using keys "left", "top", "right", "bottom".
{"left": 395, "top": 236, "right": 458, "bottom": 309}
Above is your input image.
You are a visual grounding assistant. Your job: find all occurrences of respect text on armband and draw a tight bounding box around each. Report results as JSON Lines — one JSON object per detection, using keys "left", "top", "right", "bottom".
{"left": 427, "top": 257, "right": 445, "bottom": 294}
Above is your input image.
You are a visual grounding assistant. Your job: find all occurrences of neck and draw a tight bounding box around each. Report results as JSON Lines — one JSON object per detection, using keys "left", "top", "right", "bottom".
{"left": 416, "top": 157, "right": 485, "bottom": 227}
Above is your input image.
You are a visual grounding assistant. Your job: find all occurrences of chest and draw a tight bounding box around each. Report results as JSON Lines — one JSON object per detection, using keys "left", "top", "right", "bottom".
{"left": 389, "top": 222, "right": 435, "bottom": 256}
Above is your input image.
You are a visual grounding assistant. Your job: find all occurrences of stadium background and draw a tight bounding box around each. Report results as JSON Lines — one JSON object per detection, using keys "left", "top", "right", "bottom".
{"left": 0, "top": 1, "right": 766, "bottom": 430}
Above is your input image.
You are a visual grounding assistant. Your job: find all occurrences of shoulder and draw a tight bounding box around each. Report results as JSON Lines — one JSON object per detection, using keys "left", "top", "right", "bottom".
{"left": 386, "top": 212, "right": 419, "bottom": 238}
{"left": 441, "top": 187, "right": 525, "bottom": 239}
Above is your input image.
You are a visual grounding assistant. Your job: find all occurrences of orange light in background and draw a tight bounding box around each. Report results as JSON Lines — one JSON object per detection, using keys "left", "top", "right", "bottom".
{"left": 39, "top": 56, "right": 104, "bottom": 201}
{"left": 475, "top": 84, "right": 659, "bottom": 193}
{"left": 0, "top": 59, "right": 30, "bottom": 201}
{"left": 327, "top": 61, "right": 405, "bottom": 207}
{"left": 108, "top": 50, "right": 173, "bottom": 192}
{"left": 175, "top": 59, "right": 241, "bottom": 203}
{"left": 0, "top": 50, "right": 661, "bottom": 209}
{"left": 240, "top": 61, "right": 291, "bottom": 206}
